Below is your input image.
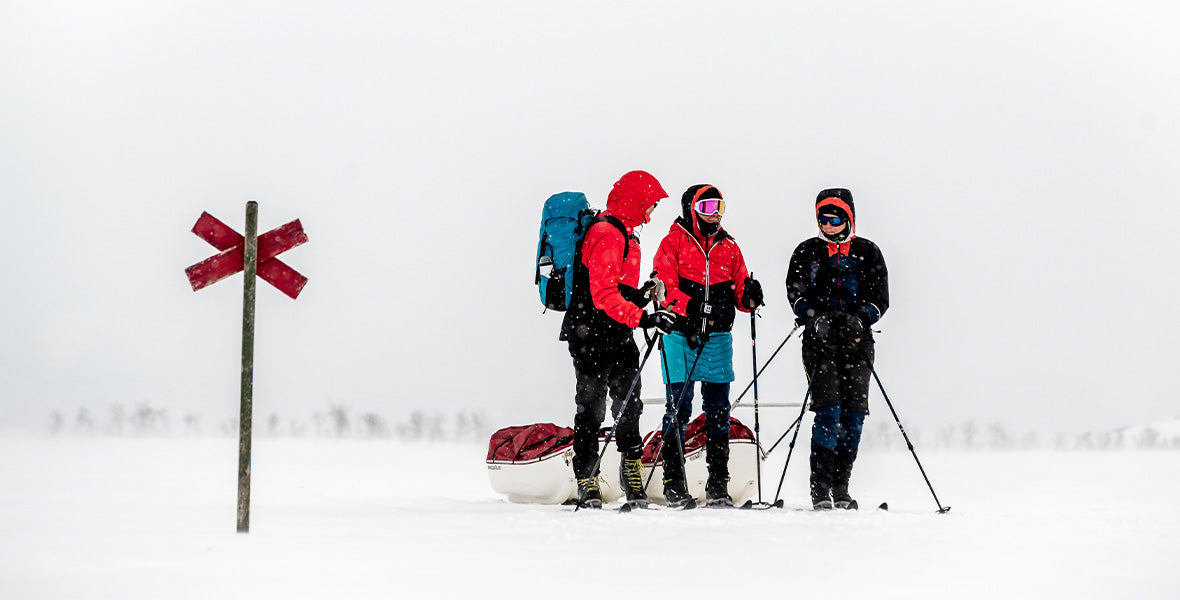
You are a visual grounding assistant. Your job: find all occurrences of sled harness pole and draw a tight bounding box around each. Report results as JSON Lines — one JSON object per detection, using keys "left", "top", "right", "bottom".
{"left": 868, "top": 364, "right": 951, "bottom": 514}
{"left": 730, "top": 322, "right": 801, "bottom": 410}
{"left": 764, "top": 413, "right": 804, "bottom": 456}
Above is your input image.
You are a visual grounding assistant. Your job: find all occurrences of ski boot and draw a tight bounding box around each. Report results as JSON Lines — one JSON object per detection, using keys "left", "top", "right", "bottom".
{"left": 576, "top": 476, "right": 602, "bottom": 510}
{"left": 705, "top": 476, "right": 733, "bottom": 507}
{"left": 832, "top": 448, "right": 859, "bottom": 510}
{"left": 660, "top": 432, "right": 695, "bottom": 508}
{"left": 619, "top": 456, "right": 649, "bottom": 510}
{"left": 833, "top": 497, "right": 858, "bottom": 510}
{"left": 664, "top": 480, "right": 696, "bottom": 509}
{"left": 704, "top": 436, "right": 732, "bottom": 508}
{"left": 810, "top": 441, "right": 835, "bottom": 510}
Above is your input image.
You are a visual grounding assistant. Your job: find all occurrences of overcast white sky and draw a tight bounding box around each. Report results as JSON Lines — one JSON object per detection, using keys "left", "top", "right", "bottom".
{"left": 2, "top": 1, "right": 1178, "bottom": 435}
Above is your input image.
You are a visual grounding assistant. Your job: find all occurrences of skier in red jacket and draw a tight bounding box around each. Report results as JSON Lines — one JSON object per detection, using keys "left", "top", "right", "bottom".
{"left": 560, "top": 170, "right": 675, "bottom": 509}
{"left": 652, "top": 184, "right": 764, "bottom": 507}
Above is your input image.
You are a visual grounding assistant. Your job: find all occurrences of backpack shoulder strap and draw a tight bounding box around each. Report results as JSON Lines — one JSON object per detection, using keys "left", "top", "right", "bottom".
{"left": 594, "top": 214, "right": 630, "bottom": 259}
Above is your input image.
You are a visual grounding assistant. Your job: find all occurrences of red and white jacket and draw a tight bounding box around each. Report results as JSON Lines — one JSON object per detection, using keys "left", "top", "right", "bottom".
{"left": 653, "top": 217, "right": 752, "bottom": 333}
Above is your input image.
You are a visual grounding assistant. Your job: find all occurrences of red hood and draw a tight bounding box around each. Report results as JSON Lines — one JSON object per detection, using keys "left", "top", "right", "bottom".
{"left": 606, "top": 170, "right": 668, "bottom": 229}
{"left": 815, "top": 195, "right": 856, "bottom": 237}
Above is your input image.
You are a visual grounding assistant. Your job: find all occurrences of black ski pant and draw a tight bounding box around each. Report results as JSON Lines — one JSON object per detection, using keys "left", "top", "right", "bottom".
{"left": 569, "top": 335, "right": 644, "bottom": 479}
{"left": 801, "top": 336, "right": 874, "bottom": 415}
{"left": 803, "top": 336, "right": 873, "bottom": 500}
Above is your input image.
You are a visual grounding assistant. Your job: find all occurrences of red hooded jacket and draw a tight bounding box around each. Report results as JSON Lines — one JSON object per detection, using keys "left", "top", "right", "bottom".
{"left": 579, "top": 171, "right": 668, "bottom": 328}
{"left": 560, "top": 172, "right": 668, "bottom": 348}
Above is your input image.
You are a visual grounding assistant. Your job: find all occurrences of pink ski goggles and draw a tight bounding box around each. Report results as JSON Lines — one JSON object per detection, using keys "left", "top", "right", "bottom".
{"left": 693, "top": 199, "right": 725, "bottom": 216}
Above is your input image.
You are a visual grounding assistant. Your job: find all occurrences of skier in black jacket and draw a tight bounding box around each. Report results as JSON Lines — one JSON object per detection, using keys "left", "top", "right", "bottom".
{"left": 785, "top": 188, "right": 888, "bottom": 510}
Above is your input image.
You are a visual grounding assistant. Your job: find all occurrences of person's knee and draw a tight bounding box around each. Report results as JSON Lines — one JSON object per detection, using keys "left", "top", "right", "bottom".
{"left": 836, "top": 411, "right": 865, "bottom": 451}
{"left": 812, "top": 404, "right": 841, "bottom": 450}
{"left": 700, "top": 382, "right": 730, "bottom": 410}
{"left": 666, "top": 381, "right": 693, "bottom": 402}
{"left": 575, "top": 404, "right": 605, "bottom": 424}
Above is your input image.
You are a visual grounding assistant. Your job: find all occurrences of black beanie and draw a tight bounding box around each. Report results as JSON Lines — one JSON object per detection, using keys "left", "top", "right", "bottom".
{"left": 815, "top": 188, "right": 855, "bottom": 220}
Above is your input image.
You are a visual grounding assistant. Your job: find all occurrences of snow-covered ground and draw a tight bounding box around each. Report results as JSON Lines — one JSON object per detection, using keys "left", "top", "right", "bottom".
{"left": 1, "top": 436, "right": 1176, "bottom": 599}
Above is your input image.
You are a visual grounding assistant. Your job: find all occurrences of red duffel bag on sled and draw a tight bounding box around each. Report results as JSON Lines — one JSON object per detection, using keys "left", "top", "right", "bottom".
{"left": 486, "top": 423, "right": 626, "bottom": 504}
{"left": 640, "top": 413, "right": 758, "bottom": 506}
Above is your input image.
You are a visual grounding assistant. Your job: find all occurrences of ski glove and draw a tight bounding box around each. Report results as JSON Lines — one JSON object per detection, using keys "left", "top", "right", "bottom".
{"left": 856, "top": 304, "right": 880, "bottom": 328}
{"left": 812, "top": 311, "right": 866, "bottom": 345}
{"left": 639, "top": 309, "right": 679, "bottom": 335}
{"left": 686, "top": 329, "right": 711, "bottom": 351}
{"left": 619, "top": 283, "right": 651, "bottom": 309}
{"left": 742, "top": 277, "right": 764, "bottom": 308}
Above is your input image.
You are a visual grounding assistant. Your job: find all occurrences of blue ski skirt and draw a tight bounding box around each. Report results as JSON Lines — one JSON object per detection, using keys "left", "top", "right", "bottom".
{"left": 659, "top": 331, "right": 734, "bottom": 384}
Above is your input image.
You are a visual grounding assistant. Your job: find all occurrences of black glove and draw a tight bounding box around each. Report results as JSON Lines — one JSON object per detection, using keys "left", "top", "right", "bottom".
{"left": 619, "top": 283, "right": 650, "bottom": 309}
{"left": 811, "top": 311, "right": 866, "bottom": 344}
{"left": 685, "top": 329, "right": 711, "bottom": 351}
{"left": 855, "top": 305, "right": 878, "bottom": 328}
{"left": 742, "top": 277, "right": 764, "bottom": 308}
{"left": 808, "top": 313, "right": 829, "bottom": 339}
{"left": 639, "top": 310, "right": 678, "bottom": 334}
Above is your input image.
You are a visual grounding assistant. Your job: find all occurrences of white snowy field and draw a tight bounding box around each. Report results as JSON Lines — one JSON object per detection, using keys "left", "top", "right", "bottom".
{"left": 1, "top": 437, "right": 1176, "bottom": 599}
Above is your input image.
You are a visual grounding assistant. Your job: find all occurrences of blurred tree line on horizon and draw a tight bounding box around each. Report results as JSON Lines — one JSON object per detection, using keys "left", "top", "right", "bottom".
{"left": 44, "top": 404, "right": 1179, "bottom": 450}
{"left": 47, "top": 403, "right": 492, "bottom": 443}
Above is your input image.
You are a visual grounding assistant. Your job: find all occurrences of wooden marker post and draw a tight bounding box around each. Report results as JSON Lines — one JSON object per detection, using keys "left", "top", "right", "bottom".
{"left": 184, "top": 201, "right": 309, "bottom": 533}
{"left": 237, "top": 201, "right": 258, "bottom": 533}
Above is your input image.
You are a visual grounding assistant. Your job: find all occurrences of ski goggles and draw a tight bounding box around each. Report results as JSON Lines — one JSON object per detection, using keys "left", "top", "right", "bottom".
{"left": 818, "top": 214, "right": 846, "bottom": 226}
{"left": 693, "top": 199, "right": 725, "bottom": 216}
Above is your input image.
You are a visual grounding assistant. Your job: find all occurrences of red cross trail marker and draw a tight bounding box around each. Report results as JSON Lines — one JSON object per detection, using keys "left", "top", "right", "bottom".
{"left": 186, "top": 202, "right": 309, "bottom": 533}
{"left": 185, "top": 211, "right": 309, "bottom": 299}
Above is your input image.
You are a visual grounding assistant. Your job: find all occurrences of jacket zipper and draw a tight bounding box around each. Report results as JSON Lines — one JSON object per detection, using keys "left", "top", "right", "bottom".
{"left": 836, "top": 249, "right": 845, "bottom": 310}
{"left": 679, "top": 223, "right": 714, "bottom": 331}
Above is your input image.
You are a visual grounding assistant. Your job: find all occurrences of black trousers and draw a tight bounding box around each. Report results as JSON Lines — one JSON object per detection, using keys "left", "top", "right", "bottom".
{"left": 801, "top": 336, "right": 874, "bottom": 414}
{"left": 569, "top": 335, "right": 644, "bottom": 478}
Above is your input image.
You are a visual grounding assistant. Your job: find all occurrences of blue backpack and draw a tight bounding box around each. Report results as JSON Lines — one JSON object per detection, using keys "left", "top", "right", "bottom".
{"left": 536, "top": 192, "right": 596, "bottom": 311}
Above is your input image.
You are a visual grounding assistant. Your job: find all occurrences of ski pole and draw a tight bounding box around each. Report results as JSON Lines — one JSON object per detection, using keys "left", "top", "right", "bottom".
{"left": 642, "top": 334, "right": 707, "bottom": 493}
{"left": 729, "top": 322, "right": 801, "bottom": 410}
{"left": 867, "top": 364, "right": 951, "bottom": 514}
{"left": 772, "top": 367, "right": 819, "bottom": 505}
{"left": 750, "top": 311, "right": 766, "bottom": 505}
{"left": 574, "top": 329, "right": 662, "bottom": 512}
{"left": 641, "top": 333, "right": 679, "bottom": 491}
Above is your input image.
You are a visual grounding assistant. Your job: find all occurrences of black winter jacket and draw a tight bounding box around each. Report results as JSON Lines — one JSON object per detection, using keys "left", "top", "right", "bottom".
{"left": 786, "top": 236, "right": 889, "bottom": 340}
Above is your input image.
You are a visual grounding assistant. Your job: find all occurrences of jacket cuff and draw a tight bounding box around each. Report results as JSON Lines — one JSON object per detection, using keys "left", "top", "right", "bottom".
{"left": 792, "top": 298, "right": 814, "bottom": 321}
